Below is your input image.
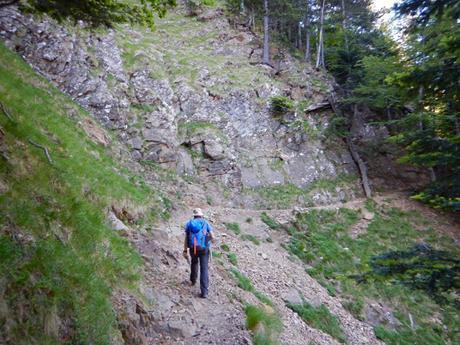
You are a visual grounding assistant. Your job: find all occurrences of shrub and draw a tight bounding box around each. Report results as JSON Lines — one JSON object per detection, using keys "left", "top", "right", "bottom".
{"left": 269, "top": 96, "right": 294, "bottom": 117}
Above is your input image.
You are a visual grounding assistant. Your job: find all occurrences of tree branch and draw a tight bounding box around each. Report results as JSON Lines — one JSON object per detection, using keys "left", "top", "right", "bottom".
{"left": 0, "top": 102, "right": 15, "bottom": 123}
{"left": 0, "top": 0, "right": 18, "bottom": 8}
{"left": 28, "top": 139, "right": 54, "bottom": 165}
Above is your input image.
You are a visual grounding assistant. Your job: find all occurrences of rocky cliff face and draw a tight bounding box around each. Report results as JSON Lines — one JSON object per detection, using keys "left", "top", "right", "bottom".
{"left": 0, "top": 4, "right": 359, "bottom": 207}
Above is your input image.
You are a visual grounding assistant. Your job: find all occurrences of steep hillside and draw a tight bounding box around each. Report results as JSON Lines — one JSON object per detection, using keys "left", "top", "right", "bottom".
{"left": 0, "top": 41, "right": 171, "bottom": 344}
{"left": 0, "top": 3, "right": 363, "bottom": 209}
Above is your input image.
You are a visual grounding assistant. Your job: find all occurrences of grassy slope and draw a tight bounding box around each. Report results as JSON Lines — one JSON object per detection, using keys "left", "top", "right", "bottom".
{"left": 0, "top": 42, "right": 163, "bottom": 344}
{"left": 287, "top": 202, "right": 460, "bottom": 345}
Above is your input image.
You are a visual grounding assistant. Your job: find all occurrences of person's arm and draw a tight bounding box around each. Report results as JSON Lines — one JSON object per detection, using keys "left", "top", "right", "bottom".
{"left": 183, "top": 235, "right": 188, "bottom": 252}
{"left": 183, "top": 223, "right": 189, "bottom": 259}
{"left": 207, "top": 221, "right": 215, "bottom": 242}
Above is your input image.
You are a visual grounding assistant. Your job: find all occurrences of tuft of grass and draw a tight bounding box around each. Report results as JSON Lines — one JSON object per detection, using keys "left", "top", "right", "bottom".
{"left": 245, "top": 304, "right": 282, "bottom": 345}
{"left": 227, "top": 252, "right": 238, "bottom": 266}
{"left": 225, "top": 222, "right": 241, "bottom": 235}
{"left": 261, "top": 212, "right": 280, "bottom": 230}
{"left": 287, "top": 302, "right": 347, "bottom": 343}
{"left": 254, "top": 291, "right": 274, "bottom": 306}
{"left": 343, "top": 297, "right": 364, "bottom": 321}
{"left": 230, "top": 268, "right": 253, "bottom": 291}
{"left": 374, "top": 325, "right": 445, "bottom": 345}
{"left": 221, "top": 243, "right": 230, "bottom": 252}
{"left": 242, "top": 234, "right": 261, "bottom": 245}
{"left": 212, "top": 251, "right": 222, "bottom": 258}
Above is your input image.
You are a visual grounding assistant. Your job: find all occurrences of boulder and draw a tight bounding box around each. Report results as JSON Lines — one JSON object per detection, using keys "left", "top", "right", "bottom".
{"left": 167, "top": 319, "right": 197, "bottom": 338}
{"left": 282, "top": 288, "right": 303, "bottom": 306}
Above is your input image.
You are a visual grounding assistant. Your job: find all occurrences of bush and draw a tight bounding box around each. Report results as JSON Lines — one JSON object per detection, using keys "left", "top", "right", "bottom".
{"left": 270, "top": 96, "right": 294, "bottom": 117}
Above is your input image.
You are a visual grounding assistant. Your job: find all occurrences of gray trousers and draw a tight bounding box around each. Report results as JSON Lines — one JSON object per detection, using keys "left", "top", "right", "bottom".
{"left": 190, "top": 249, "right": 209, "bottom": 296}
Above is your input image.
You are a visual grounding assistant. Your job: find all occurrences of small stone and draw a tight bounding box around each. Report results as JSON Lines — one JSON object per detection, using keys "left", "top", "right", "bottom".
{"left": 362, "top": 210, "right": 375, "bottom": 220}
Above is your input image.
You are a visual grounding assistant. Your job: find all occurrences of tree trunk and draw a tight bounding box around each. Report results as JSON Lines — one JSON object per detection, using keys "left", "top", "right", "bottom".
{"left": 315, "top": 0, "right": 326, "bottom": 69}
{"left": 347, "top": 136, "right": 372, "bottom": 198}
{"left": 304, "top": 2, "right": 311, "bottom": 63}
{"left": 297, "top": 22, "right": 302, "bottom": 49}
{"left": 341, "top": 0, "right": 349, "bottom": 52}
{"left": 240, "top": 0, "right": 245, "bottom": 14}
{"left": 262, "top": 0, "right": 270, "bottom": 65}
{"left": 347, "top": 105, "right": 372, "bottom": 198}
{"left": 305, "top": 29, "right": 311, "bottom": 62}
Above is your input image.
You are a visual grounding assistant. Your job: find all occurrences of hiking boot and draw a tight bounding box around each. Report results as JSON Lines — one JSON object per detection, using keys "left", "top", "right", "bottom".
{"left": 191, "top": 280, "right": 196, "bottom": 286}
{"left": 200, "top": 292, "right": 208, "bottom": 299}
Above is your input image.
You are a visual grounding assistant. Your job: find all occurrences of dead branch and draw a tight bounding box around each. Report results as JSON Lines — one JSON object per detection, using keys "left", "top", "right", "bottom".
{"left": 346, "top": 135, "right": 372, "bottom": 198}
{"left": 0, "top": 102, "right": 15, "bottom": 122}
{"left": 28, "top": 139, "right": 53, "bottom": 165}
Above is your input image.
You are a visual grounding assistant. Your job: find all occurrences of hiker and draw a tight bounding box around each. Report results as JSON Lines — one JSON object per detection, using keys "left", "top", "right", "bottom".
{"left": 183, "top": 208, "right": 214, "bottom": 298}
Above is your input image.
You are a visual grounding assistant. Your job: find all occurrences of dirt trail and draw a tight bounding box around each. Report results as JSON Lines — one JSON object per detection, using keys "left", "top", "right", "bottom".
{"left": 119, "top": 192, "right": 458, "bottom": 345}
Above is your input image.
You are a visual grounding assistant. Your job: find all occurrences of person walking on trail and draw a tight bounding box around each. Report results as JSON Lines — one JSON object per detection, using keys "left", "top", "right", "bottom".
{"left": 183, "top": 208, "right": 214, "bottom": 298}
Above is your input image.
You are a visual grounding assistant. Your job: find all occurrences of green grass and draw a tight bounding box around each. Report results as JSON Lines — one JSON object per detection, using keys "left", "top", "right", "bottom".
{"left": 254, "top": 291, "right": 274, "bottom": 306}
{"left": 225, "top": 222, "right": 241, "bottom": 235}
{"left": 0, "top": 42, "right": 166, "bottom": 344}
{"left": 242, "top": 234, "right": 261, "bottom": 245}
{"left": 227, "top": 252, "right": 238, "bottom": 265}
{"left": 230, "top": 268, "right": 273, "bottom": 306}
{"left": 245, "top": 304, "right": 282, "bottom": 345}
{"left": 287, "top": 302, "right": 347, "bottom": 343}
{"left": 260, "top": 212, "right": 280, "bottom": 230}
{"left": 221, "top": 243, "right": 230, "bottom": 252}
{"left": 230, "top": 268, "right": 253, "bottom": 291}
{"left": 288, "top": 205, "right": 460, "bottom": 344}
{"left": 254, "top": 174, "right": 358, "bottom": 209}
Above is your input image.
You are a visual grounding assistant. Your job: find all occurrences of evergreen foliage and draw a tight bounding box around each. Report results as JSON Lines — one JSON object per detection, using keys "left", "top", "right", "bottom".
{"left": 368, "top": 243, "right": 460, "bottom": 305}
{"left": 23, "top": 0, "right": 176, "bottom": 28}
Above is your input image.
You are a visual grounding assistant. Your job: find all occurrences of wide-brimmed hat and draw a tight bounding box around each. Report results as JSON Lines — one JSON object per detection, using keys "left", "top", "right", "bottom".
{"left": 192, "top": 208, "right": 204, "bottom": 217}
